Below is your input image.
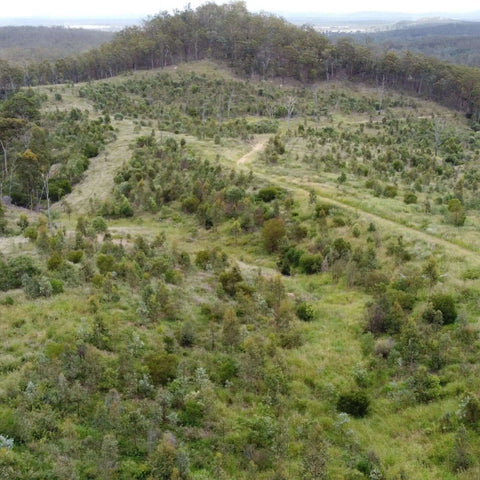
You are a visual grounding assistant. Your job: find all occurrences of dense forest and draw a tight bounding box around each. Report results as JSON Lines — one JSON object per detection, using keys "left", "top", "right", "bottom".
{"left": 343, "top": 21, "right": 480, "bottom": 67}
{"left": 1, "top": 2, "right": 480, "bottom": 120}
{"left": 0, "top": 26, "right": 113, "bottom": 65}
{"left": 3, "top": 3, "right": 480, "bottom": 479}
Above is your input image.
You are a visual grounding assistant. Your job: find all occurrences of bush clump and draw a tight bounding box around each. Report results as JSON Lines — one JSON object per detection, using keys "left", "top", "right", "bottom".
{"left": 296, "top": 302, "right": 315, "bottom": 322}
{"left": 431, "top": 293, "right": 457, "bottom": 325}
{"left": 337, "top": 391, "right": 370, "bottom": 417}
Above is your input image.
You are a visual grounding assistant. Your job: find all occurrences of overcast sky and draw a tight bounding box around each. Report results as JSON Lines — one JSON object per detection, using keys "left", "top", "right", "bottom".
{"left": 2, "top": 0, "right": 479, "bottom": 18}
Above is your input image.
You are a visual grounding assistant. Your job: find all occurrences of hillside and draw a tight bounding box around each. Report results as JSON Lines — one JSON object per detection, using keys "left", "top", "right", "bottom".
{"left": 0, "top": 26, "right": 113, "bottom": 65}
{"left": 1, "top": 3, "right": 480, "bottom": 122}
{"left": 1, "top": 59, "right": 480, "bottom": 479}
{"left": 343, "top": 21, "right": 480, "bottom": 67}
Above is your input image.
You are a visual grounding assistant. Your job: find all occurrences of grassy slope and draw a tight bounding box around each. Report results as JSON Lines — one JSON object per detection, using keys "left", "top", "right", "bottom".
{"left": 2, "top": 61, "right": 480, "bottom": 478}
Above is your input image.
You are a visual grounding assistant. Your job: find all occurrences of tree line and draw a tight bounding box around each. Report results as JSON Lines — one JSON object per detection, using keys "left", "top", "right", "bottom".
{"left": 1, "top": 2, "right": 480, "bottom": 119}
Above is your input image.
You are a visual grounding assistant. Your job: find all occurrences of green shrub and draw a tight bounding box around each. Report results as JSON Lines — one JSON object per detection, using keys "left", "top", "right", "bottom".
{"left": 47, "top": 252, "right": 63, "bottom": 271}
{"left": 296, "top": 302, "right": 315, "bottom": 322}
{"left": 431, "top": 293, "right": 457, "bottom": 324}
{"left": 404, "top": 192, "right": 417, "bottom": 204}
{"left": 48, "top": 178, "right": 72, "bottom": 201}
{"left": 408, "top": 366, "right": 441, "bottom": 403}
{"left": 299, "top": 253, "right": 323, "bottom": 274}
{"left": 0, "top": 256, "right": 40, "bottom": 291}
{"left": 92, "top": 216, "right": 108, "bottom": 233}
{"left": 262, "top": 218, "right": 286, "bottom": 252}
{"left": 67, "top": 250, "right": 84, "bottom": 264}
{"left": 16, "top": 214, "right": 29, "bottom": 231}
{"left": 0, "top": 296, "right": 14, "bottom": 306}
{"left": 447, "top": 199, "right": 466, "bottom": 226}
{"left": 181, "top": 196, "right": 200, "bottom": 213}
{"left": 49, "top": 279, "right": 64, "bottom": 294}
{"left": 216, "top": 356, "right": 239, "bottom": 384}
{"left": 219, "top": 266, "right": 243, "bottom": 296}
{"left": 257, "top": 187, "right": 282, "bottom": 202}
{"left": 97, "top": 254, "right": 116, "bottom": 275}
{"left": 145, "top": 352, "right": 178, "bottom": 386}
{"left": 119, "top": 196, "right": 134, "bottom": 217}
{"left": 23, "top": 225, "right": 38, "bottom": 241}
{"left": 383, "top": 185, "right": 398, "bottom": 198}
{"left": 84, "top": 143, "right": 99, "bottom": 158}
{"left": 337, "top": 391, "right": 370, "bottom": 417}
{"left": 22, "top": 275, "right": 53, "bottom": 298}
{"left": 180, "top": 399, "right": 204, "bottom": 426}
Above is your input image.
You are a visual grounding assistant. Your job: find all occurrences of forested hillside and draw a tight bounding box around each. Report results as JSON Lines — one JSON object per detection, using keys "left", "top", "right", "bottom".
{"left": 1, "top": 2, "right": 480, "bottom": 121}
{"left": 0, "top": 26, "right": 113, "bottom": 65}
{"left": 344, "top": 22, "right": 480, "bottom": 67}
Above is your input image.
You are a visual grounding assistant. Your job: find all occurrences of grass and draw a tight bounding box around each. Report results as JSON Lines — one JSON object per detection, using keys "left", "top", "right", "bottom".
{"left": 2, "top": 60, "right": 480, "bottom": 478}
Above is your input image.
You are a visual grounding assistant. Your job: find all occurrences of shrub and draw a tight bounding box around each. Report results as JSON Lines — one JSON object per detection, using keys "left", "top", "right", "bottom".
{"left": 219, "top": 266, "right": 243, "bottom": 296}
{"left": 180, "top": 399, "right": 204, "bottom": 426}
{"left": 431, "top": 293, "right": 457, "bottom": 324}
{"left": 49, "top": 279, "right": 64, "bottom": 294}
{"left": 383, "top": 185, "right": 398, "bottom": 198}
{"left": 16, "top": 214, "right": 29, "bottom": 231}
{"left": 262, "top": 218, "right": 286, "bottom": 252}
{"left": 447, "top": 199, "right": 466, "bottom": 226}
{"left": 194, "top": 247, "right": 228, "bottom": 271}
{"left": 296, "top": 302, "right": 315, "bottom": 322}
{"left": 459, "top": 395, "right": 480, "bottom": 429}
{"left": 179, "top": 322, "right": 195, "bottom": 347}
{"left": 257, "top": 186, "right": 282, "bottom": 203}
{"left": 216, "top": 356, "right": 239, "bottom": 384}
{"left": 23, "top": 225, "right": 38, "bottom": 241}
{"left": 97, "top": 254, "right": 116, "bottom": 275}
{"left": 181, "top": 196, "right": 200, "bottom": 213}
{"left": 92, "top": 216, "right": 108, "bottom": 233}
{"left": 119, "top": 196, "right": 134, "bottom": 217}
{"left": 48, "top": 178, "right": 72, "bottom": 201}
{"left": 403, "top": 192, "right": 417, "bottom": 204}
{"left": 83, "top": 143, "right": 99, "bottom": 158}
{"left": 47, "top": 252, "right": 63, "bottom": 271}
{"left": 337, "top": 391, "right": 370, "bottom": 417}
{"left": 145, "top": 352, "right": 178, "bottom": 386}
{"left": 408, "top": 366, "right": 441, "bottom": 403}
{"left": 22, "top": 275, "right": 53, "bottom": 298}
{"left": 67, "top": 250, "right": 84, "bottom": 264}
{"left": 299, "top": 253, "right": 323, "bottom": 274}
{"left": 0, "top": 256, "right": 40, "bottom": 291}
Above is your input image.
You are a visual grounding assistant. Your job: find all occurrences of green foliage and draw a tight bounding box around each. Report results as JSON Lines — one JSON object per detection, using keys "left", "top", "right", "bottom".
{"left": 22, "top": 274, "right": 53, "bottom": 298}
{"left": 195, "top": 247, "right": 228, "bottom": 271}
{"left": 383, "top": 184, "right": 398, "bottom": 198}
{"left": 408, "top": 366, "right": 441, "bottom": 403}
{"left": 431, "top": 293, "right": 457, "bottom": 324}
{"left": 48, "top": 178, "right": 72, "bottom": 201}
{"left": 65, "top": 251, "right": 83, "bottom": 266}
{"left": 47, "top": 252, "right": 63, "bottom": 271}
{"left": 97, "top": 254, "right": 116, "bottom": 275}
{"left": 91, "top": 216, "right": 108, "bottom": 233}
{"left": 145, "top": 352, "right": 178, "bottom": 386}
{"left": 299, "top": 253, "right": 323, "bottom": 274}
{"left": 403, "top": 191, "right": 418, "bottom": 204}
{"left": 337, "top": 391, "right": 370, "bottom": 417}
{"left": 0, "top": 255, "right": 39, "bottom": 291}
{"left": 447, "top": 198, "right": 466, "bottom": 226}
{"left": 262, "top": 218, "right": 286, "bottom": 252}
{"left": 257, "top": 186, "right": 282, "bottom": 203}
{"left": 296, "top": 302, "right": 315, "bottom": 322}
{"left": 219, "top": 266, "right": 243, "bottom": 296}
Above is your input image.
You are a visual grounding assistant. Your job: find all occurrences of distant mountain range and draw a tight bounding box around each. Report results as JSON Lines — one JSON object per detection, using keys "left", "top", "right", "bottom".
{"left": 284, "top": 10, "right": 480, "bottom": 27}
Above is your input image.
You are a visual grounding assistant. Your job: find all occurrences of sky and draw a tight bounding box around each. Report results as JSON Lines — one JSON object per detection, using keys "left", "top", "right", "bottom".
{"left": 1, "top": 0, "right": 479, "bottom": 18}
